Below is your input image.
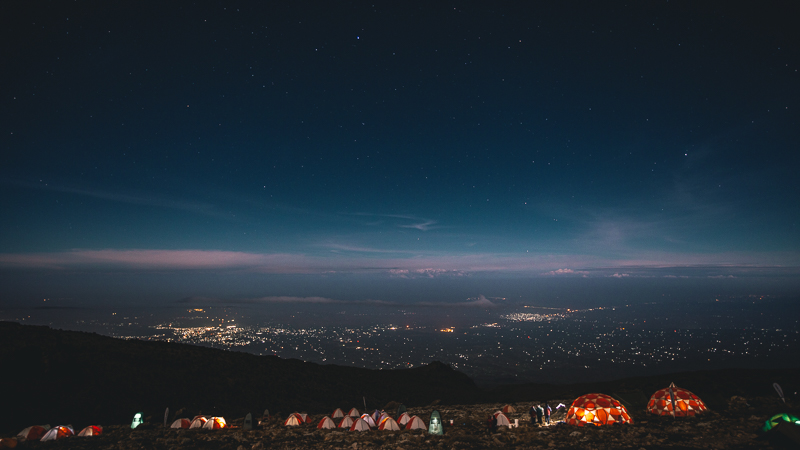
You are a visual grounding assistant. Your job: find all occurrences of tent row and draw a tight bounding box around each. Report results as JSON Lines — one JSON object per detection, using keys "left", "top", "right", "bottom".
{"left": 170, "top": 416, "right": 227, "bottom": 429}
{"left": 16, "top": 425, "right": 103, "bottom": 442}
{"left": 287, "top": 411, "right": 429, "bottom": 432}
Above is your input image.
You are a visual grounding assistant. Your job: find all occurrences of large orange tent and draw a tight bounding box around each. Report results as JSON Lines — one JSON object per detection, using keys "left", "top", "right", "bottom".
{"left": 566, "top": 393, "right": 633, "bottom": 426}
{"left": 647, "top": 382, "right": 708, "bottom": 417}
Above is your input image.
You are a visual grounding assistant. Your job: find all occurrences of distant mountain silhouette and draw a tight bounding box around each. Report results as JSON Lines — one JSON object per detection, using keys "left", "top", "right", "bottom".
{"left": 2, "top": 321, "right": 797, "bottom": 434}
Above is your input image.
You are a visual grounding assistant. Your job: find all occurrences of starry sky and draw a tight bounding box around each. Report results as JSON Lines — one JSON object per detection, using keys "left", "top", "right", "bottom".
{"left": 1, "top": 1, "right": 799, "bottom": 309}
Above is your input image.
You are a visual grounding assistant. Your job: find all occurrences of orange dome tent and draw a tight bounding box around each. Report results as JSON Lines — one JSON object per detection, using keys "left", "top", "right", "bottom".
{"left": 566, "top": 393, "right": 633, "bottom": 426}
{"left": 647, "top": 382, "right": 708, "bottom": 417}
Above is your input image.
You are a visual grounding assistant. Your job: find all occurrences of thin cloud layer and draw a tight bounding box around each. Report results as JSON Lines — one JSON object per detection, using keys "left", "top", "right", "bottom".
{"left": 0, "top": 248, "right": 797, "bottom": 278}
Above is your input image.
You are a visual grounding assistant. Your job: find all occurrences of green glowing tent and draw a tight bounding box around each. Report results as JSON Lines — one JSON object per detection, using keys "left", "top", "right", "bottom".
{"left": 428, "top": 410, "right": 444, "bottom": 435}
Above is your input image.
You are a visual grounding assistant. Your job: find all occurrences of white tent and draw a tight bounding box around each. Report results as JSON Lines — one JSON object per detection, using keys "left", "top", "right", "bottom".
{"left": 317, "top": 417, "right": 336, "bottom": 429}
{"left": 338, "top": 416, "right": 354, "bottom": 428}
{"left": 41, "top": 426, "right": 74, "bottom": 441}
{"left": 494, "top": 412, "right": 511, "bottom": 427}
{"left": 17, "top": 425, "right": 49, "bottom": 441}
{"left": 360, "top": 414, "right": 377, "bottom": 427}
{"left": 170, "top": 419, "right": 190, "bottom": 429}
{"left": 189, "top": 417, "right": 207, "bottom": 428}
{"left": 378, "top": 417, "right": 401, "bottom": 431}
{"left": 77, "top": 425, "right": 102, "bottom": 436}
{"left": 397, "top": 412, "right": 411, "bottom": 426}
{"left": 350, "top": 418, "right": 371, "bottom": 432}
{"left": 347, "top": 408, "right": 360, "bottom": 417}
{"left": 331, "top": 408, "right": 345, "bottom": 419}
{"left": 202, "top": 417, "right": 227, "bottom": 429}
{"left": 405, "top": 416, "right": 426, "bottom": 430}
{"left": 284, "top": 413, "right": 303, "bottom": 426}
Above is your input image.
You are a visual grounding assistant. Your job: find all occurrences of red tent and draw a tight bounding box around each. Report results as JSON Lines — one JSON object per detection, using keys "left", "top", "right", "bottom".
{"left": 566, "top": 393, "right": 633, "bottom": 426}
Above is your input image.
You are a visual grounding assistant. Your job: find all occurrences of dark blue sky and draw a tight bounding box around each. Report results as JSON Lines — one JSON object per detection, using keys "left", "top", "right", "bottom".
{"left": 2, "top": 1, "right": 799, "bottom": 308}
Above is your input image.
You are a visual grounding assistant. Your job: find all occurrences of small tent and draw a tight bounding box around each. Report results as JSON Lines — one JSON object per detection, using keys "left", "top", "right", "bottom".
{"left": 379, "top": 417, "right": 401, "bottom": 431}
{"left": 17, "top": 425, "right": 48, "bottom": 441}
{"left": 131, "top": 412, "right": 144, "bottom": 429}
{"left": 566, "top": 393, "right": 633, "bottom": 426}
{"left": 284, "top": 413, "right": 303, "bottom": 427}
{"left": 397, "top": 412, "right": 411, "bottom": 426}
{"left": 189, "top": 417, "right": 208, "bottom": 428}
{"left": 493, "top": 412, "right": 511, "bottom": 427}
{"left": 502, "top": 405, "right": 516, "bottom": 414}
{"left": 360, "top": 414, "right": 376, "bottom": 427}
{"left": 347, "top": 408, "right": 360, "bottom": 417}
{"left": 331, "top": 408, "right": 345, "bottom": 419}
{"left": 41, "top": 426, "right": 74, "bottom": 441}
{"left": 317, "top": 417, "right": 336, "bottom": 429}
{"left": 77, "top": 426, "right": 102, "bottom": 436}
{"left": 647, "top": 383, "right": 708, "bottom": 417}
{"left": 203, "top": 417, "right": 227, "bottom": 429}
{"left": 338, "top": 416, "right": 354, "bottom": 429}
{"left": 429, "top": 410, "right": 444, "bottom": 435}
{"left": 243, "top": 413, "right": 253, "bottom": 431}
{"left": 350, "top": 418, "right": 371, "bottom": 432}
{"left": 170, "top": 419, "right": 190, "bottom": 429}
{"left": 405, "top": 416, "right": 426, "bottom": 430}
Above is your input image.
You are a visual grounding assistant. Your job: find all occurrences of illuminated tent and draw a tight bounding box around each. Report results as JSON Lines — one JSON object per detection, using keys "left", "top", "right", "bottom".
{"left": 202, "top": 417, "right": 227, "bottom": 429}
{"left": 170, "top": 419, "right": 191, "bottom": 429}
{"left": 405, "top": 416, "right": 426, "bottom": 430}
{"left": 189, "top": 417, "right": 208, "bottom": 428}
{"left": 360, "top": 414, "right": 377, "bottom": 427}
{"left": 647, "top": 383, "right": 708, "bottom": 417}
{"left": 338, "top": 416, "right": 354, "bottom": 429}
{"left": 331, "top": 408, "right": 345, "bottom": 419}
{"left": 761, "top": 413, "right": 800, "bottom": 432}
{"left": 428, "top": 410, "right": 444, "bottom": 435}
{"left": 347, "top": 408, "right": 360, "bottom": 417}
{"left": 502, "top": 405, "right": 516, "bottom": 414}
{"left": 284, "top": 413, "right": 303, "bottom": 426}
{"left": 77, "top": 426, "right": 102, "bottom": 436}
{"left": 131, "top": 412, "right": 144, "bottom": 429}
{"left": 566, "top": 393, "right": 633, "bottom": 426}
{"left": 378, "top": 412, "right": 390, "bottom": 424}
{"left": 350, "top": 418, "right": 371, "bottom": 432}
{"left": 379, "top": 417, "right": 401, "bottom": 431}
{"left": 41, "top": 426, "right": 74, "bottom": 441}
{"left": 17, "top": 425, "right": 48, "bottom": 441}
{"left": 317, "top": 417, "right": 336, "bottom": 429}
{"left": 493, "top": 412, "right": 511, "bottom": 427}
{"left": 397, "top": 412, "right": 411, "bottom": 427}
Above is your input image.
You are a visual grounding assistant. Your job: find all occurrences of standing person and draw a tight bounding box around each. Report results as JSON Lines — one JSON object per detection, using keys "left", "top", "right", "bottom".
{"left": 544, "top": 403, "right": 552, "bottom": 425}
{"left": 536, "top": 404, "right": 544, "bottom": 425}
{"left": 528, "top": 405, "right": 536, "bottom": 425}
{"left": 487, "top": 414, "right": 497, "bottom": 433}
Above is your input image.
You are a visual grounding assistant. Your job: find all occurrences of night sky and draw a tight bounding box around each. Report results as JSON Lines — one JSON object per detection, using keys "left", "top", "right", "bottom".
{"left": 2, "top": 1, "right": 799, "bottom": 309}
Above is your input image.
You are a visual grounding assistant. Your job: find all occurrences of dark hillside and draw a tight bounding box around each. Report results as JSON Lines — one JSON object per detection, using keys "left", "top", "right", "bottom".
{"left": 2, "top": 321, "right": 798, "bottom": 437}
{"left": 0, "top": 322, "right": 481, "bottom": 433}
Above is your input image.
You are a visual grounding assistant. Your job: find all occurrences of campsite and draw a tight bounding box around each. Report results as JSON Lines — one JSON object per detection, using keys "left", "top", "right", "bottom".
{"left": 1, "top": 322, "right": 798, "bottom": 449}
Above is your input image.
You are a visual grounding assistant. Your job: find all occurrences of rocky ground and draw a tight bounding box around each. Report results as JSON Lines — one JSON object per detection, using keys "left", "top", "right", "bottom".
{"left": 7, "top": 396, "right": 796, "bottom": 449}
